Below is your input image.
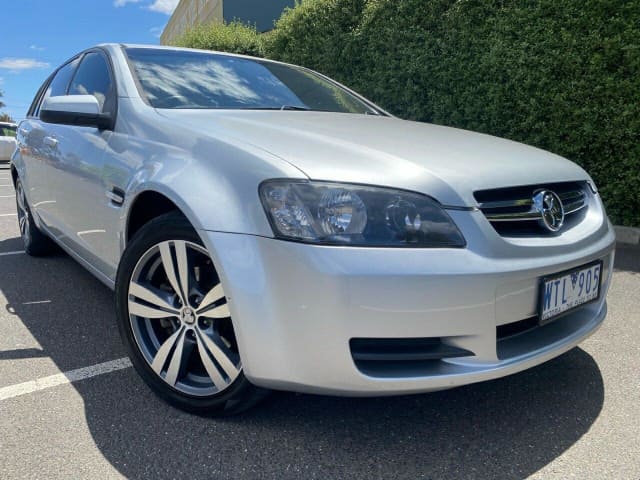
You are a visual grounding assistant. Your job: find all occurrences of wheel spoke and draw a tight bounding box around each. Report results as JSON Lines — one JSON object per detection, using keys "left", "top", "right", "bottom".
{"left": 164, "top": 328, "right": 187, "bottom": 386}
{"left": 128, "top": 300, "right": 177, "bottom": 319}
{"left": 199, "top": 303, "right": 230, "bottom": 319}
{"left": 195, "top": 330, "right": 228, "bottom": 390}
{"left": 159, "top": 242, "right": 184, "bottom": 303}
{"left": 196, "top": 329, "right": 239, "bottom": 379}
{"left": 129, "top": 281, "right": 178, "bottom": 313}
{"left": 175, "top": 240, "right": 191, "bottom": 304}
{"left": 196, "top": 283, "right": 225, "bottom": 313}
{"left": 19, "top": 215, "right": 26, "bottom": 234}
{"left": 151, "top": 326, "right": 184, "bottom": 376}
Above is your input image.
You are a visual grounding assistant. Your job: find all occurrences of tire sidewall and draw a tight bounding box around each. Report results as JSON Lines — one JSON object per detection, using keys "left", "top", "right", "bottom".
{"left": 16, "top": 178, "right": 54, "bottom": 256}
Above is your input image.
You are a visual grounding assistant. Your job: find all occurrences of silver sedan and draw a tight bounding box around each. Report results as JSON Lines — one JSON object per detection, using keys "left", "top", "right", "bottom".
{"left": 10, "top": 44, "right": 615, "bottom": 415}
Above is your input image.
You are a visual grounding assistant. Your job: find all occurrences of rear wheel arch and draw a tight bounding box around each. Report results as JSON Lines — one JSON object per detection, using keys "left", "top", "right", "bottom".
{"left": 10, "top": 165, "right": 18, "bottom": 187}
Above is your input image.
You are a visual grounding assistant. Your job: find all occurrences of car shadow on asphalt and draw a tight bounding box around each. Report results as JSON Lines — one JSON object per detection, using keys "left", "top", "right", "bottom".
{"left": 0, "top": 234, "right": 608, "bottom": 479}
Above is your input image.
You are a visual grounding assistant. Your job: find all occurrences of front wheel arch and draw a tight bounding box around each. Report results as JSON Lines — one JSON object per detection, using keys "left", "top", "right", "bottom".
{"left": 125, "top": 190, "right": 182, "bottom": 243}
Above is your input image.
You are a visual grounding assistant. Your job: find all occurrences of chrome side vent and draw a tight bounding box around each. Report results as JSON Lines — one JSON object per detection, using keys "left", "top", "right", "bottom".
{"left": 475, "top": 182, "right": 589, "bottom": 236}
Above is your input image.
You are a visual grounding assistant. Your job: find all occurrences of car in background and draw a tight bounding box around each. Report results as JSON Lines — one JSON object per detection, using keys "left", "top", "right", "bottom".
{"left": 0, "top": 121, "right": 17, "bottom": 163}
{"left": 10, "top": 45, "right": 615, "bottom": 415}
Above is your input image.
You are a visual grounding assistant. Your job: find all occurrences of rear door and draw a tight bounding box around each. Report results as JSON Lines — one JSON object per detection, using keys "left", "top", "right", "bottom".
{"left": 19, "top": 57, "right": 80, "bottom": 228}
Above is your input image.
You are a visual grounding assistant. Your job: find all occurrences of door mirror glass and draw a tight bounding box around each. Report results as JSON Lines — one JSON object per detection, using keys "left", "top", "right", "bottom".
{"left": 40, "top": 95, "right": 113, "bottom": 130}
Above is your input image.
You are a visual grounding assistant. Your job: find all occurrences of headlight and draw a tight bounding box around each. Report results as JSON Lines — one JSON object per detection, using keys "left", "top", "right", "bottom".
{"left": 259, "top": 180, "right": 466, "bottom": 247}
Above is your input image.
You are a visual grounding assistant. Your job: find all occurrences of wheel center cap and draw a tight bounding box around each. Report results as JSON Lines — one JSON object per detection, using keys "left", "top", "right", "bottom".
{"left": 181, "top": 307, "right": 196, "bottom": 325}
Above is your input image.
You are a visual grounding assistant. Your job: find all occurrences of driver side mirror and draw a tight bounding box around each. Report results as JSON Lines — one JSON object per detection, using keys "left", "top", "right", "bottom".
{"left": 40, "top": 95, "right": 114, "bottom": 130}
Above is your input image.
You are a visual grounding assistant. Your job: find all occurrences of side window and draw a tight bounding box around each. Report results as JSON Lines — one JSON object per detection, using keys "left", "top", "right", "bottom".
{"left": 68, "top": 52, "right": 115, "bottom": 114}
{"left": 33, "top": 57, "right": 80, "bottom": 117}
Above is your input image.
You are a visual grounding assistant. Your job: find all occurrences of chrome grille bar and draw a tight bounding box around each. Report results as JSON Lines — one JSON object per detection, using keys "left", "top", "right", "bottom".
{"left": 484, "top": 209, "right": 541, "bottom": 222}
{"left": 478, "top": 186, "right": 588, "bottom": 224}
{"left": 477, "top": 198, "right": 533, "bottom": 210}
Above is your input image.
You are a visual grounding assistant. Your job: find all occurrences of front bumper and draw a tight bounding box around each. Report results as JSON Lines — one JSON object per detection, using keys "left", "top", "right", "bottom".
{"left": 200, "top": 209, "right": 615, "bottom": 396}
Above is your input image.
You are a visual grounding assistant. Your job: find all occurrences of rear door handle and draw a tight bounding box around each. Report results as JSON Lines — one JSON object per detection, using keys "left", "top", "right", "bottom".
{"left": 43, "top": 136, "right": 58, "bottom": 148}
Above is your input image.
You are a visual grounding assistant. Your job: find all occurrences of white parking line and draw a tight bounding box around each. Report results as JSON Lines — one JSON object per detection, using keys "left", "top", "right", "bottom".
{"left": 0, "top": 357, "right": 132, "bottom": 401}
{"left": 0, "top": 213, "right": 17, "bottom": 216}
{"left": 0, "top": 251, "right": 25, "bottom": 257}
{"left": 0, "top": 194, "right": 16, "bottom": 198}
{"left": 22, "top": 300, "right": 52, "bottom": 305}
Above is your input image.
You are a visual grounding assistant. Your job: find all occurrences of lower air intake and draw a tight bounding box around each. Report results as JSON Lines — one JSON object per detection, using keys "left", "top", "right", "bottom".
{"left": 350, "top": 337, "right": 474, "bottom": 377}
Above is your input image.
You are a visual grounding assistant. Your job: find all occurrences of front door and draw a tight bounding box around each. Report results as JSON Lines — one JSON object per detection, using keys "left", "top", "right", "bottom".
{"left": 40, "top": 51, "right": 118, "bottom": 278}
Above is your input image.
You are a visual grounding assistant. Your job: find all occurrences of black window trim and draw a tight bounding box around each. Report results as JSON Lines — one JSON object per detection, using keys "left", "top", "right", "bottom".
{"left": 28, "top": 54, "right": 83, "bottom": 119}
{"left": 63, "top": 53, "right": 86, "bottom": 96}
{"left": 67, "top": 48, "right": 118, "bottom": 118}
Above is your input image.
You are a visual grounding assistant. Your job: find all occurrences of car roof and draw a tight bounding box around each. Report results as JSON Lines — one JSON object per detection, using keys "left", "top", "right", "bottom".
{"left": 102, "top": 43, "right": 285, "bottom": 65}
{"left": 114, "top": 43, "right": 253, "bottom": 57}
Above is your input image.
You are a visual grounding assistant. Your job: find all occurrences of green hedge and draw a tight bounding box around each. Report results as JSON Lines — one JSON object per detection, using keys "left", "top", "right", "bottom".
{"left": 176, "top": 1, "right": 640, "bottom": 226}
{"left": 172, "top": 20, "right": 264, "bottom": 57}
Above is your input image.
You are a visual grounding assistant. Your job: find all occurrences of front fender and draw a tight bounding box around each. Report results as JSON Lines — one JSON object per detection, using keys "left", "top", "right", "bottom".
{"left": 109, "top": 98, "right": 308, "bottom": 256}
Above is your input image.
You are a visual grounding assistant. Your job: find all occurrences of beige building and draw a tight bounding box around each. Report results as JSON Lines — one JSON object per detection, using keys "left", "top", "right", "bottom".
{"left": 160, "top": 0, "right": 223, "bottom": 45}
{"left": 160, "top": 0, "right": 295, "bottom": 45}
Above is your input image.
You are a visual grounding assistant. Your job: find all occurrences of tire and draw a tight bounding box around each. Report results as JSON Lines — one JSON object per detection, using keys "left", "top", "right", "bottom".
{"left": 115, "top": 211, "right": 268, "bottom": 415}
{"left": 15, "top": 178, "right": 56, "bottom": 256}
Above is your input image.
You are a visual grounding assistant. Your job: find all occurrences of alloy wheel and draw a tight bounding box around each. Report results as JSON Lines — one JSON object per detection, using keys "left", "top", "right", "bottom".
{"left": 128, "top": 240, "right": 241, "bottom": 396}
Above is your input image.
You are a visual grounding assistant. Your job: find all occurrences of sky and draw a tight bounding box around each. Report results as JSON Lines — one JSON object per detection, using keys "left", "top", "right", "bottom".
{"left": 0, "top": 0, "right": 180, "bottom": 122}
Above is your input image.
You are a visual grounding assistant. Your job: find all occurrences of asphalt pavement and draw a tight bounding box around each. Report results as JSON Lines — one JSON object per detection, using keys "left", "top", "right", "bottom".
{"left": 0, "top": 164, "right": 638, "bottom": 479}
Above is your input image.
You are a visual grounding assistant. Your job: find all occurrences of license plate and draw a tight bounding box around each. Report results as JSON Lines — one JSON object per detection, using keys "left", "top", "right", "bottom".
{"left": 539, "top": 261, "right": 603, "bottom": 324}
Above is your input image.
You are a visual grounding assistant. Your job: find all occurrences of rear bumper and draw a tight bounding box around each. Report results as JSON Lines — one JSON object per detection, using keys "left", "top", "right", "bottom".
{"left": 200, "top": 211, "right": 615, "bottom": 396}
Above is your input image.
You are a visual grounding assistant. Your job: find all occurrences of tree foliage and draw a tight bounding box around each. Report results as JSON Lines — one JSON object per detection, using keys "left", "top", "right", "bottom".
{"left": 171, "top": 20, "right": 264, "bottom": 57}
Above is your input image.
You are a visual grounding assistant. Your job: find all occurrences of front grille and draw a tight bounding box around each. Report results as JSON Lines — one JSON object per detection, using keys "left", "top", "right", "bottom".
{"left": 475, "top": 181, "right": 589, "bottom": 236}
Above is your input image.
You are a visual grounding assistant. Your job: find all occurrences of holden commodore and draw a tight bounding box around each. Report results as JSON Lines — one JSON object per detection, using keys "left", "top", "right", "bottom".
{"left": 10, "top": 45, "right": 615, "bottom": 415}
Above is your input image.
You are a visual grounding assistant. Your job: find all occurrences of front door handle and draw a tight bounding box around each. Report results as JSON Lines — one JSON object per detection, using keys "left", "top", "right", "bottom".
{"left": 43, "top": 136, "right": 58, "bottom": 148}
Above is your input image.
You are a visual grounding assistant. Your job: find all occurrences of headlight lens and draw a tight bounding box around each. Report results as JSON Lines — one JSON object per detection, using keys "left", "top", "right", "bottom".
{"left": 260, "top": 180, "right": 466, "bottom": 247}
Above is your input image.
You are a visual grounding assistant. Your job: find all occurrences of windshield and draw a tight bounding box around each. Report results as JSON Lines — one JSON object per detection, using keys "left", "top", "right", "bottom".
{"left": 0, "top": 125, "right": 16, "bottom": 137}
{"left": 125, "top": 48, "right": 378, "bottom": 114}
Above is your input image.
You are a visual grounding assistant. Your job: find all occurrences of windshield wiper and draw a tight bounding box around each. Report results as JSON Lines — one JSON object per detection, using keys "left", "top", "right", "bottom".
{"left": 280, "top": 105, "right": 310, "bottom": 111}
{"left": 236, "top": 106, "right": 312, "bottom": 111}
